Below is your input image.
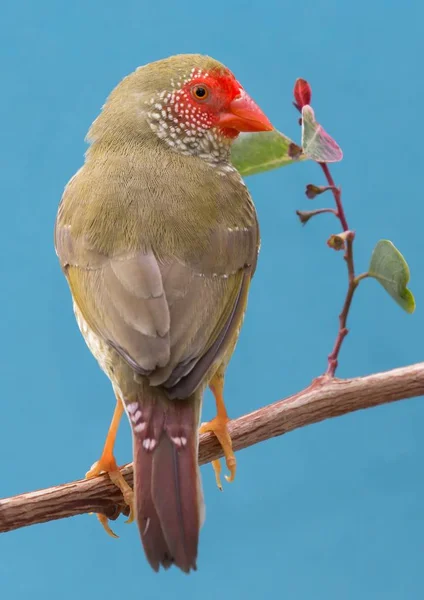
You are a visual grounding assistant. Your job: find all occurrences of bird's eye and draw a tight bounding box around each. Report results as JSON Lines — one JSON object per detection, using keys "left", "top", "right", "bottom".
{"left": 191, "top": 85, "right": 209, "bottom": 101}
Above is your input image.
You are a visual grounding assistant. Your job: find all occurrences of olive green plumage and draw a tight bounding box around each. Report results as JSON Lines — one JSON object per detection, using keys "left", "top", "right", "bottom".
{"left": 55, "top": 53, "right": 262, "bottom": 573}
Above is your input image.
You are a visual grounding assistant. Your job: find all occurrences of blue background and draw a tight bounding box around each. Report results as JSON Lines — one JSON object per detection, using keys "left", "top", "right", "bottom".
{"left": 1, "top": 1, "right": 423, "bottom": 598}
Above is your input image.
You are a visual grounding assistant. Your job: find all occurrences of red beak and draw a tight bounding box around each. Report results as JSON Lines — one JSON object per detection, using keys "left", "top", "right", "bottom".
{"left": 217, "top": 89, "right": 273, "bottom": 133}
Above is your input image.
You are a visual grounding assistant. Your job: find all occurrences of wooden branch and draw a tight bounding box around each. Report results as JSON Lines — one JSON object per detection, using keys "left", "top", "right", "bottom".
{"left": 1, "top": 362, "right": 424, "bottom": 534}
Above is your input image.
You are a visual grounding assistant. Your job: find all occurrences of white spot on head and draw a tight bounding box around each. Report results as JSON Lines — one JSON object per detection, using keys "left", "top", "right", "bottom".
{"left": 134, "top": 422, "right": 146, "bottom": 432}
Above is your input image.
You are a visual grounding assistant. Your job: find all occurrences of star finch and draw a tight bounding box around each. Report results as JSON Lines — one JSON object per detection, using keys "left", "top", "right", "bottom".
{"left": 55, "top": 54, "right": 272, "bottom": 573}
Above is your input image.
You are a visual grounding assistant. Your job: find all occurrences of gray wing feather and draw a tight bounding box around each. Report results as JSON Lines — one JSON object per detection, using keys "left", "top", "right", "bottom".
{"left": 56, "top": 221, "right": 254, "bottom": 398}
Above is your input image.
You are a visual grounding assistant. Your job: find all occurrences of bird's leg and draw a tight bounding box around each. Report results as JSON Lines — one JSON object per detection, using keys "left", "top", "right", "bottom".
{"left": 85, "top": 396, "right": 134, "bottom": 536}
{"left": 200, "top": 368, "right": 236, "bottom": 490}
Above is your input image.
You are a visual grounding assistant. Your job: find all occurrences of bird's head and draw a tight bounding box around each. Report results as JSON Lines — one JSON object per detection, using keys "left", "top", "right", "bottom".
{"left": 88, "top": 54, "right": 273, "bottom": 164}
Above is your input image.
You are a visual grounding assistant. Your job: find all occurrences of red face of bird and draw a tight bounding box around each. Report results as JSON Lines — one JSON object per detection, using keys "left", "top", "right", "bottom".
{"left": 142, "top": 57, "right": 273, "bottom": 161}
{"left": 147, "top": 66, "right": 272, "bottom": 135}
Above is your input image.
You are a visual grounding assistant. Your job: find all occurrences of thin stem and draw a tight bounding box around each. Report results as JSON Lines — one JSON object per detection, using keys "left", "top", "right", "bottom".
{"left": 355, "top": 272, "right": 369, "bottom": 284}
{"left": 294, "top": 98, "right": 361, "bottom": 376}
{"left": 319, "top": 162, "right": 358, "bottom": 377}
{"left": 319, "top": 163, "right": 349, "bottom": 231}
{"left": 296, "top": 207, "right": 338, "bottom": 225}
{"left": 325, "top": 251, "right": 357, "bottom": 377}
{"left": 311, "top": 208, "right": 337, "bottom": 217}
{"left": 318, "top": 165, "right": 357, "bottom": 376}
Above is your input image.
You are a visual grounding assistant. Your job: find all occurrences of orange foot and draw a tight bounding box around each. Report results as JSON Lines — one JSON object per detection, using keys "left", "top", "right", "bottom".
{"left": 200, "top": 369, "right": 236, "bottom": 491}
{"left": 85, "top": 397, "right": 134, "bottom": 537}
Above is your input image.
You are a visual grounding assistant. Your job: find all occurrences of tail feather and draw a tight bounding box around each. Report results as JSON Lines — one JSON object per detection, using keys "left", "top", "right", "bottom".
{"left": 152, "top": 433, "right": 199, "bottom": 572}
{"left": 133, "top": 436, "right": 173, "bottom": 571}
{"left": 129, "top": 388, "right": 203, "bottom": 573}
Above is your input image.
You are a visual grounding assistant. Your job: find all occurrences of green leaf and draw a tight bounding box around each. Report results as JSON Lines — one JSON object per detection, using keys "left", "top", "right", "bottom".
{"left": 231, "top": 129, "right": 307, "bottom": 177}
{"left": 368, "top": 240, "right": 415, "bottom": 313}
{"left": 301, "top": 105, "right": 343, "bottom": 163}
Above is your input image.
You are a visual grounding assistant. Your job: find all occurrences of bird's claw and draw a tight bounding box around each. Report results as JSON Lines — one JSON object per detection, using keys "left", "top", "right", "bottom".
{"left": 86, "top": 457, "right": 134, "bottom": 536}
{"left": 97, "top": 513, "right": 119, "bottom": 538}
{"left": 200, "top": 415, "right": 236, "bottom": 490}
{"left": 109, "top": 469, "right": 135, "bottom": 525}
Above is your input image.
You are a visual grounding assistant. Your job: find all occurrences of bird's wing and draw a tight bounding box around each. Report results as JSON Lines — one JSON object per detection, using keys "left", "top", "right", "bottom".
{"left": 55, "top": 220, "right": 257, "bottom": 398}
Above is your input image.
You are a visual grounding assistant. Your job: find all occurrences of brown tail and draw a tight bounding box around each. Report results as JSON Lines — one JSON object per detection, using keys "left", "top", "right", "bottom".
{"left": 126, "top": 386, "right": 203, "bottom": 573}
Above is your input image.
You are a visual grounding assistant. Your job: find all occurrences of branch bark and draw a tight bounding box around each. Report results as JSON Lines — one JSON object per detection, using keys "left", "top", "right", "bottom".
{"left": 1, "top": 362, "right": 424, "bottom": 534}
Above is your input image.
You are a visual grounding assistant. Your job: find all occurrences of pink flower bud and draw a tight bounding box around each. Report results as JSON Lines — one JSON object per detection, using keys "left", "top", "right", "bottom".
{"left": 294, "top": 78, "right": 312, "bottom": 109}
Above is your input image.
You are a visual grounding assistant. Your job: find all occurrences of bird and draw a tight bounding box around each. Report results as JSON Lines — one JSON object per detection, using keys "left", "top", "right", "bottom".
{"left": 55, "top": 53, "right": 272, "bottom": 573}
